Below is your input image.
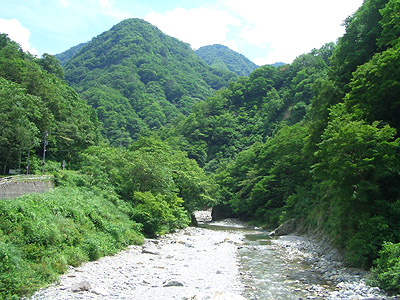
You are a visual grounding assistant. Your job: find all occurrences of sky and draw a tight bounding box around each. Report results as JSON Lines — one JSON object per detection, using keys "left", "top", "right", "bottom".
{"left": 0, "top": 0, "right": 364, "bottom": 65}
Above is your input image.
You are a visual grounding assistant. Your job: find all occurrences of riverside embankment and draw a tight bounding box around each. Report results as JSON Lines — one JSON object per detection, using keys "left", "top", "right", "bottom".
{"left": 0, "top": 175, "right": 53, "bottom": 199}
{"left": 30, "top": 217, "right": 396, "bottom": 300}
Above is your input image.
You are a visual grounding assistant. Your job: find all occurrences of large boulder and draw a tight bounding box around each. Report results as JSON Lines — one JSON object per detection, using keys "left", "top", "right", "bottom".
{"left": 211, "top": 204, "right": 237, "bottom": 221}
{"left": 269, "top": 219, "right": 297, "bottom": 236}
{"left": 141, "top": 239, "right": 160, "bottom": 255}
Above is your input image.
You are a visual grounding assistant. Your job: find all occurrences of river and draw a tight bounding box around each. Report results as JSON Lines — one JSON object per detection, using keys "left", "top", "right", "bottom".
{"left": 30, "top": 215, "right": 393, "bottom": 300}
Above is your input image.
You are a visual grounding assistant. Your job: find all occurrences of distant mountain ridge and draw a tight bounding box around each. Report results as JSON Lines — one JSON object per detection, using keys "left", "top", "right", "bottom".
{"left": 55, "top": 42, "right": 87, "bottom": 66}
{"left": 195, "top": 44, "right": 258, "bottom": 76}
{"left": 60, "top": 18, "right": 237, "bottom": 146}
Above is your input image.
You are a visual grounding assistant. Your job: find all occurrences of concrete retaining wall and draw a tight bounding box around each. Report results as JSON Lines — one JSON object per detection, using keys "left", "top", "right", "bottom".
{"left": 0, "top": 180, "right": 53, "bottom": 199}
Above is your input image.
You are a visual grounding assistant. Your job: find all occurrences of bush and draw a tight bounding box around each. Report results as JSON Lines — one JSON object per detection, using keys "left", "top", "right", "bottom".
{"left": 132, "top": 191, "right": 190, "bottom": 237}
{"left": 53, "top": 170, "right": 90, "bottom": 188}
{"left": 371, "top": 242, "right": 400, "bottom": 294}
{"left": 0, "top": 241, "right": 27, "bottom": 299}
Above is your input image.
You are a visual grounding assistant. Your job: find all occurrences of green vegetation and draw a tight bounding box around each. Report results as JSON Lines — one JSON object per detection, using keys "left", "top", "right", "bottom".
{"left": 195, "top": 44, "right": 259, "bottom": 76}
{"left": 186, "top": 0, "right": 399, "bottom": 278}
{"left": 1, "top": 0, "right": 400, "bottom": 297}
{"left": 0, "top": 136, "right": 215, "bottom": 298}
{"left": 371, "top": 242, "right": 400, "bottom": 293}
{"left": 0, "top": 179, "right": 143, "bottom": 299}
{"left": 166, "top": 0, "right": 399, "bottom": 291}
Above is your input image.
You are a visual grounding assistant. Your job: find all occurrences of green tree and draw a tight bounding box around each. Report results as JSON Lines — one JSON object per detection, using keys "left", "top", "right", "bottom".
{"left": 36, "top": 53, "right": 65, "bottom": 79}
{"left": 344, "top": 45, "right": 400, "bottom": 131}
{"left": 330, "top": 0, "right": 389, "bottom": 93}
{"left": 313, "top": 104, "right": 400, "bottom": 266}
{"left": 377, "top": 0, "right": 400, "bottom": 49}
{"left": 0, "top": 78, "right": 43, "bottom": 173}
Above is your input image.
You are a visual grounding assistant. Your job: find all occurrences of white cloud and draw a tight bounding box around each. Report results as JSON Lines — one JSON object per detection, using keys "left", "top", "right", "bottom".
{"left": 59, "top": 0, "right": 69, "bottom": 7}
{"left": 0, "top": 19, "right": 38, "bottom": 55}
{"left": 59, "top": 0, "right": 129, "bottom": 21}
{"left": 90, "top": 0, "right": 129, "bottom": 20}
{"left": 145, "top": 7, "right": 241, "bottom": 49}
{"left": 223, "top": 0, "right": 363, "bottom": 64}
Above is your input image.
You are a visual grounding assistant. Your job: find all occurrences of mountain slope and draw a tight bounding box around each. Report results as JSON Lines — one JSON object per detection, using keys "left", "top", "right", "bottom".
{"left": 195, "top": 44, "right": 258, "bottom": 76}
{"left": 62, "top": 19, "right": 237, "bottom": 146}
{"left": 55, "top": 42, "right": 87, "bottom": 66}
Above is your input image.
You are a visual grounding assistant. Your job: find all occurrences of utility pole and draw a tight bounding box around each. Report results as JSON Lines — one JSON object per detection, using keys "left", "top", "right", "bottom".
{"left": 26, "top": 149, "right": 30, "bottom": 175}
{"left": 42, "top": 131, "right": 48, "bottom": 175}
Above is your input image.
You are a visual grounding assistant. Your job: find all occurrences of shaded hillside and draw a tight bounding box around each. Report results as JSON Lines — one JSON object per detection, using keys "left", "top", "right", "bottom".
{"left": 63, "top": 19, "right": 237, "bottom": 146}
{"left": 55, "top": 42, "right": 87, "bottom": 66}
{"left": 170, "top": 45, "right": 331, "bottom": 170}
{"left": 196, "top": 44, "right": 258, "bottom": 76}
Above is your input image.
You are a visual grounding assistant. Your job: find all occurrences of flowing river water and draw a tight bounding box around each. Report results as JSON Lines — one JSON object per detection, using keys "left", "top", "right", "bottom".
{"left": 201, "top": 220, "right": 334, "bottom": 300}
{"left": 30, "top": 214, "right": 393, "bottom": 300}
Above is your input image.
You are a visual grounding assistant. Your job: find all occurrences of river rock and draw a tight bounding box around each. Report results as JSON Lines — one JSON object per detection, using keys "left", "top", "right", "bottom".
{"left": 91, "top": 287, "right": 109, "bottom": 296}
{"left": 142, "top": 240, "right": 160, "bottom": 255}
{"left": 163, "top": 280, "right": 185, "bottom": 287}
{"left": 70, "top": 280, "right": 92, "bottom": 292}
{"left": 269, "top": 219, "right": 296, "bottom": 236}
{"left": 211, "top": 291, "right": 247, "bottom": 300}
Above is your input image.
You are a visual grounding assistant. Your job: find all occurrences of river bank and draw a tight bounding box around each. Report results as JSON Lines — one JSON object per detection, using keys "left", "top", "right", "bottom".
{"left": 30, "top": 217, "right": 398, "bottom": 300}
{"left": 247, "top": 235, "right": 397, "bottom": 300}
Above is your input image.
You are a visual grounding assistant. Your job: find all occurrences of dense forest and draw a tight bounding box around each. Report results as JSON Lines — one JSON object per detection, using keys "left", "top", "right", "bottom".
{"left": 0, "top": 0, "right": 400, "bottom": 298}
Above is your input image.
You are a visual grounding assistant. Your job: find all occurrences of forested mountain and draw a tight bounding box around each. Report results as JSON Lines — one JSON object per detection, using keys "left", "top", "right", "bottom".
{"left": 54, "top": 42, "right": 87, "bottom": 66}
{"left": 62, "top": 19, "right": 237, "bottom": 146}
{"left": 195, "top": 44, "right": 259, "bottom": 76}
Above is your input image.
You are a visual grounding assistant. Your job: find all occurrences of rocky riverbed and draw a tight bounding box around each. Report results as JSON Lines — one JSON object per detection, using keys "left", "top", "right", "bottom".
{"left": 242, "top": 234, "right": 397, "bottom": 300}
{"left": 30, "top": 217, "right": 398, "bottom": 300}
{"left": 30, "top": 226, "right": 245, "bottom": 300}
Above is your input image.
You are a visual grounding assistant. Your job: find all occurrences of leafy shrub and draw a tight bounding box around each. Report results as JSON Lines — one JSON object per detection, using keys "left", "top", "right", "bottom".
{"left": 83, "top": 236, "right": 104, "bottom": 261}
{"left": 53, "top": 170, "right": 90, "bottom": 188}
{"left": 132, "top": 191, "right": 190, "bottom": 237}
{"left": 371, "top": 242, "right": 400, "bottom": 294}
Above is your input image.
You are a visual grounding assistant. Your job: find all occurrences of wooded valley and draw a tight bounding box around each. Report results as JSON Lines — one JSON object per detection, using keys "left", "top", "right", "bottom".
{"left": 0, "top": 0, "right": 399, "bottom": 298}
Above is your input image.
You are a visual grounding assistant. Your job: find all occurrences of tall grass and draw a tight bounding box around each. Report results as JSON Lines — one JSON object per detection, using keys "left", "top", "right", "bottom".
{"left": 0, "top": 185, "right": 143, "bottom": 299}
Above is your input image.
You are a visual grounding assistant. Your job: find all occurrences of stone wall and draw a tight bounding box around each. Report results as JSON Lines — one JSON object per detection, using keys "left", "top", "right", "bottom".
{"left": 0, "top": 180, "right": 53, "bottom": 199}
